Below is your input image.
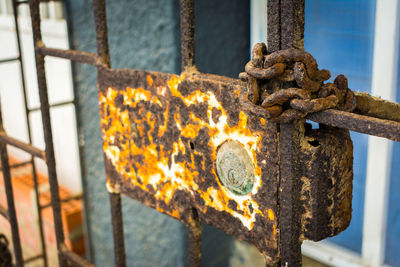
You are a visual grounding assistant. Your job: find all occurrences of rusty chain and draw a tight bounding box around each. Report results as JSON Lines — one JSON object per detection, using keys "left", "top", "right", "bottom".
{"left": 0, "top": 234, "right": 12, "bottom": 267}
{"left": 240, "top": 43, "right": 356, "bottom": 122}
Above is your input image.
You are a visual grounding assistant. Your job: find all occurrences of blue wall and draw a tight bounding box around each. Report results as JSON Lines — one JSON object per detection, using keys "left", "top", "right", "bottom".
{"left": 304, "top": 0, "right": 376, "bottom": 253}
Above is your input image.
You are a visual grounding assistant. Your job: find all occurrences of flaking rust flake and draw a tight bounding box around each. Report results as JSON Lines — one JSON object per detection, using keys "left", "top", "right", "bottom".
{"left": 97, "top": 67, "right": 280, "bottom": 258}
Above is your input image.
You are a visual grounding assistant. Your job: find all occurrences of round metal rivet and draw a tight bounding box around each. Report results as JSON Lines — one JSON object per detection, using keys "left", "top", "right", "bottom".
{"left": 216, "top": 140, "right": 255, "bottom": 196}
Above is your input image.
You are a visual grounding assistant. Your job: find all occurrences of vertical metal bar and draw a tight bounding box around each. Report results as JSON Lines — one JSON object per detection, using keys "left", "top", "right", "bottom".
{"left": 280, "top": 0, "right": 305, "bottom": 50}
{"left": 0, "top": 104, "right": 24, "bottom": 267}
{"left": 109, "top": 192, "right": 126, "bottom": 267}
{"left": 187, "top": 209, "right": 202, "bottom": 267}
{"left": 179, "top": 1, "right": 202, "bottom": 265}
{"left": 27, "top": 0, "right": 67, "bottom": 266}
{"left": 92, "top": 1, "right": 127, "bottom": 266}
{"left": 11, "top": 1, "right": 48, "bottom": 265}
{"left": 267, "top": 0, "right": 280, "bottom": 53}
{"left": 93, "top": 0, "right": 110, "bottom": 68}
{"left": 180, "top": 0, "right": 195, "bottom": 70}
{"left": 278, "top": 121, "right": 303, "bottom": 266}
{"left": 266, "top": 0, "right": 305, "bottom": 265}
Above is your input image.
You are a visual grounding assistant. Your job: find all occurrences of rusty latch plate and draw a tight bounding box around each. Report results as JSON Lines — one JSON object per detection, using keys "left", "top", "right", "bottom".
{"left": 98, "top": 67, "right": 280, "bottom": 260}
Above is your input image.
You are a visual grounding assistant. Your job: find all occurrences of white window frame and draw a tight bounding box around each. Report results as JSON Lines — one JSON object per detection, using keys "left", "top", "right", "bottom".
{"left": 0, "top": 0, "right": 82, "bottom": 193}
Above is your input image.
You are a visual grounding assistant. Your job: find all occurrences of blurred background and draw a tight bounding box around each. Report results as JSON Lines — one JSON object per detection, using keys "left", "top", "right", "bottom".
{"left": 0, "top": 0, "right": 399, "bottom": 266}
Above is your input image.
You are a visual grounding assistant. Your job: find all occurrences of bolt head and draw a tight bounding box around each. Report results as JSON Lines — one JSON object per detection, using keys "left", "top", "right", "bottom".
{"left": 216, "top": 141, "right": 255, "bottom": 196}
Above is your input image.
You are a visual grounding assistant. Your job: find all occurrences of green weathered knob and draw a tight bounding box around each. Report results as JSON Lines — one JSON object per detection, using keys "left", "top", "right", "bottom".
{"left": 216, "top": 140, "right": 255, "bottom": 196}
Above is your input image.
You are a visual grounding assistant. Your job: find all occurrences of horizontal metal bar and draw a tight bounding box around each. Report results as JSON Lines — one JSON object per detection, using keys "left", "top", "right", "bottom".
{"left": 193, "top": 74, "right": 400, "bottom": 142}
{"left": 40, "top": 193, "right": 83, "bottom": 210}
{"left": 0, "top": 132, "right": 46, "bottom": 159}
{"left": 29, "top": 100, "right": 75, "bottom": 113}
{"left": 307, "top": 109, "right": 400, "bottom": 142}
{"left": 37, "top": 47, "right": 99, "bottom": 65}
{"left": 94, "top": 68, "right": 400, "bottom": 142}
{"left": 61, "top": 250, "right": 95, "bottom": 267}
{"left": 10, "top": 160, "right": 32, "bottom": 169}
{"left": 0, "top": 57, "right": 20, "bottom": 64}
{"left": 0, "top": 204, "right": 9, "bottom": 220}
{"left": 24, "top": 254, "right": 43, "bottom": 264}
{"left": 355, "top": 92, "right": 400, "bottom": 123}
{"left": 17, "top": 0, "right": 61, "bottom": 4}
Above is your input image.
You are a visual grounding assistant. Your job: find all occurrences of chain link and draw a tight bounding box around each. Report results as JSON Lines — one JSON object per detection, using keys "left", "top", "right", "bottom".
{"left": 240, "top": 43, "right": 356, "bottom": 122}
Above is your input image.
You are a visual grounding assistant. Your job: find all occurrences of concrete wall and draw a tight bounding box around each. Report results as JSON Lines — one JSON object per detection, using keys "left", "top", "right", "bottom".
{"left": 65, "top": 0, "right": 254, "bottom": 266}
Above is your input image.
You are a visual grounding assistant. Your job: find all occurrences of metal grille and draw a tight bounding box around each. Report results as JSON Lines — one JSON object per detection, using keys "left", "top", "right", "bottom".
{"left": 0, "top": 0, "right": 399, "bottom": 266}
{"left": 0, "top": 0, "right": 85, "bottom": 266}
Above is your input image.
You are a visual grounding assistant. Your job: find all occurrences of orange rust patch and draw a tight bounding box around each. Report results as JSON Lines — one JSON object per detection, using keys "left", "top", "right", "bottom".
{"left": 147, "top": 75, "right": 153, "bottom": 86}
{"left": 268, "top": 209, "right": 275, "bottom": 221}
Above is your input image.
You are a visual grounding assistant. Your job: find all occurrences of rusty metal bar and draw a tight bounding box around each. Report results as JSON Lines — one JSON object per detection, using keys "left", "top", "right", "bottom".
{"left": 267, "top": 0, "right": 280, "bottom": 53}
{"left": 179, "top": 1, "right": 203, "bottom": 265}
{"left": 0, "top": 132, "right": 46, "bottom": 159}
{"left": 10, "top": 160, "right": 32, "bottom": 168}
{"left": 37, "top": 46, "right": 99, "bottom": 65}
{"left": 0, "top": 148, "right": 24, "bottom": 267}
{"left": 187, "top": 209, "right": 202, "bottom": 267}
{"left": 308, "top": 109, "right": 400, "bottom": 142}
{"left": 278, "top": 121, "right": 303, "bottom": 266}
{"left": 280, "top": 0, "right": 305, "bottom": 51}
{"left": 93, "top": 0, "right": 127, "bottom": 266}
{"left": 40, "top": 193, "right": 83, "bottom": 210}
{"left": 354, "top": 92, "right": 400, "bottom": 123}
{"left": 0, "top": 204, "right": 9, "bottom": 220}
{"left": 18, "top": 0, "right": 61, "bottom": 3}
{"left": 109, "top": 192, "right": 126, "bottom": 267}
{"left": 187, "top": 225, "right": 202, "bottom": 267}
{"left": 61, "top": 249, "right": 96, "bottom": 267}
{"left": 0, "top": 57, "right": 20, "bottom": 64}
{"left": 268, "top": 0, "right": 305, "bottom": 265}
{"left": 0, "top": 109, "right": 24, "bottom": 267}
{"left": 24, "top": 254, "right": 44, "bottom": 264}
{"left": 28, "top": 1, "right": 67, "bottom": 266}
{"left": 180, "top": 0, "right": 195, "bottom": 70}
{"left": 29, "top": 100, "right": 75, "bottom": 113}
{"left": 11, "top": 1, "right": 49, "bottom": 264}
{"left": 93, "top": 0, "right": 111, "bottom": 68}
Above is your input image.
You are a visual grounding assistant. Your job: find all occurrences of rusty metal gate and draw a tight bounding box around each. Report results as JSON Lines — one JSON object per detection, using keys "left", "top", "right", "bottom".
{"left": 1, "top": 0, "right": 400, "bottom": 266}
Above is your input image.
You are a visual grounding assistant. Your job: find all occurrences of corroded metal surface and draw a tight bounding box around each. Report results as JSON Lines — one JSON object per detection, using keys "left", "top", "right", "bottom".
{"left": 240, "top": 35, "right": 356, "bottom": 265}
{"left": 96, "top": 53, "right": 400, "bottom": 265}
{"left": 299, "top": 124, "right": 353, "bottom": 241}
{"left": 308, "top": 109, "right": 400, "bottom": 142}
{"left": 241, "top": 45, "right": 356, "bottom": 123}
{"left": 97, "top": 67, "right": 280, "bottom": 261}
